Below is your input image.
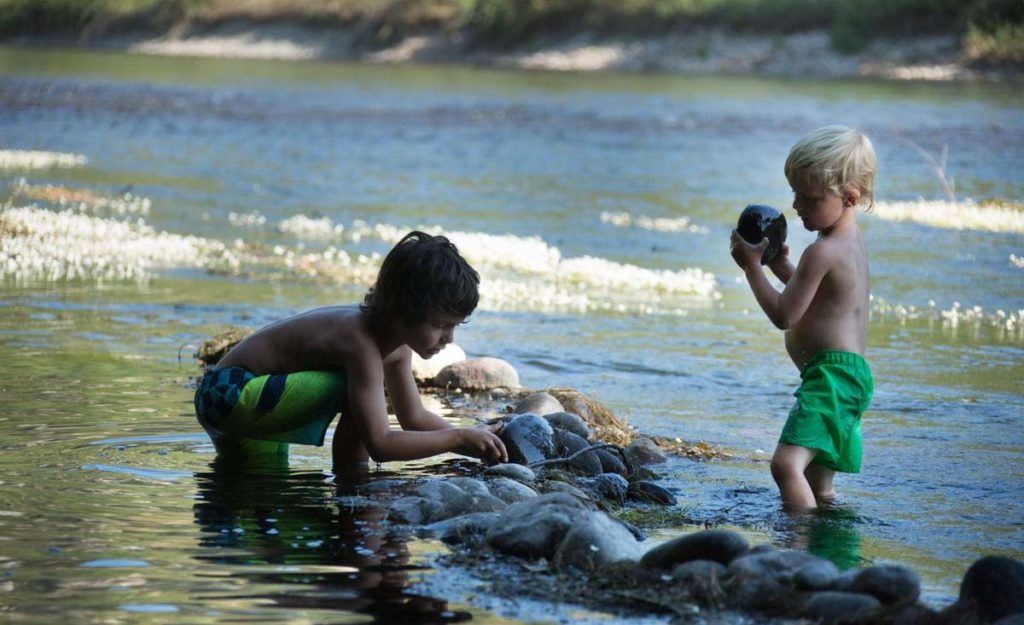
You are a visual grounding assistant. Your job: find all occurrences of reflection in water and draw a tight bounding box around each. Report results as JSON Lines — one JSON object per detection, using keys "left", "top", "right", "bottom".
{"left": 780, "top": 505, "right": 864, "bottom": 570}
{"left": 192, "top": 460, "right": 470, "bottom": 623}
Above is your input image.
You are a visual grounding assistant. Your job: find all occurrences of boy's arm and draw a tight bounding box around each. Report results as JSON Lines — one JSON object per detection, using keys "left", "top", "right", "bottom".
{"left": 731, "top": 231, "right": 831, "bottom": 330}
{"left": 345, "top": 347, "right": 507, "bottom": 463}
{"left": 383, "top": 347, "right": 454, "bottom": 432}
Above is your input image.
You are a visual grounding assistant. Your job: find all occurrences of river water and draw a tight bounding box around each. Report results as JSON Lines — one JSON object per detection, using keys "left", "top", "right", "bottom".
{"left": 1, "top": 47, "right": 1022, "bottom": 624}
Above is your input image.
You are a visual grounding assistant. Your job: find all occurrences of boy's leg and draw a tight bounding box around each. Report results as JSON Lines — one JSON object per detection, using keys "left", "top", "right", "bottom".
{"left": 770, "top": 443, "right": 818, "bottom": 511}
{"left": 332, "top": 412, "right": 369, "bottom": 468}
{"left": 804, "top": 462, "right": 836, "bottom": 504}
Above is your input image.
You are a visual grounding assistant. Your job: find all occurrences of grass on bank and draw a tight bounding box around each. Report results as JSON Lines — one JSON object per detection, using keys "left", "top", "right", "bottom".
{"left": 1, "top": 0, "right": 1022, "bottom": 64}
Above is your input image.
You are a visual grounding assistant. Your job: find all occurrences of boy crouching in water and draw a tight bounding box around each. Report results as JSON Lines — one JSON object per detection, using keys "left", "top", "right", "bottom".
{"left": 730, "top": 126, "right": 876, "bottom": 511}
{"left": 194, "top": 231, "right": 508, "bottom": 468}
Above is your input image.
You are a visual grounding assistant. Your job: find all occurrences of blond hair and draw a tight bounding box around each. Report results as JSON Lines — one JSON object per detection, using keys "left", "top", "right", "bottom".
{"left": 785, "top": 125, "right": 877, "bottom": 211}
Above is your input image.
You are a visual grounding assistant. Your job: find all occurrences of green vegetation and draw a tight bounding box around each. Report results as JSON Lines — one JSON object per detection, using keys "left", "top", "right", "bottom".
{"left": 1, "top": 0, "right": 1021, "bottom": 64}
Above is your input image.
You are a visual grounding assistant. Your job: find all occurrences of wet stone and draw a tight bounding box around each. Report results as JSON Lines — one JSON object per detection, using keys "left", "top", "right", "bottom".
{"left": 485, "top": 477, "right": 539, "bottom": 504}
{"left": 427, "top": 512, "right": 502, "bottom": 546}
{"left": 538, "top": 480, "right": 591, "bottom": 500}
{"left": 672, "top": 559, "right": 728, "bottom": 583}
{"left": 500, "top": 413, "right": 556, "bottom": 465}
{"left": 434, "top": 357, "right": 520, "bottom": 391}
{"left": 851, "top": 564, "right": 921, "bottom": 605}
{"left": 580, "top": 473, "right": 629, "bottom": 503}
{"left": 802, "top": 591, "right": 881, "bottom": 621}
{"left": 486, "top": 493, "right": 591, "bottom": 560}
{"left": 728, "top": 548, "right": 820, "bottom": 582}
{"left": 994, "top": 615, "right": 1024, "bottom": 625}
{"left": 483, "top": 463, "right": 536, "bottom": 483}
{"left": 388, "top": 496, "right": 442, "bottom": 525}
{"left": 446, "top": 477, "right": 492, "bottom": 498}
{"left": 552, "top": 511, "right": 644, "bottom": 572}
{"left": 794, "top": 559, "right": 841, "bottom": 590}
{"left": 960, "top": 555, "right": 1024, "bottom": 623}
{"left": 543, "top": 411, "right": 591, "bottom": 440}
{"left": 595, "top": 447, "right": 628, "bottom": 476}
{"left": 513, "top": 392, "right": 563, "bottom": 416}
{"left": 626, "top": 481, "right": 677, "bottom": 505}
{"left": 553, "top": 429, "right": 603, "bottom": 476}
{"left": 624, "top": 436, "right": 667, "bottom": 465}
{"left": 641, "top": 530, "right": 750, "bottom": 570}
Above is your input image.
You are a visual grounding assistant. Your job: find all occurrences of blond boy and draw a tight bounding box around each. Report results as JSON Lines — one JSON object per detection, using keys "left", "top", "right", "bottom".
{"left": 730, "top": 126, "right": 876, "bottom": 510}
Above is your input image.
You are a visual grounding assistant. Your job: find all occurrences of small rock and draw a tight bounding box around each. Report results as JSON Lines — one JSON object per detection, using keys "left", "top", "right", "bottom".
{"left": 499, "top": 413, "right": 556, "bottom": 465}
{"left": 851, "top": 564, "right": 921, "bottom": 605}
{"left": 552, "top": 511, "right": 644, "bottom": 572}
{"left": 802, "top": 591, "right": 881, "bottom": 621}
{"left": 485, "top": 477, "right": 539, "bottom": 504}
{"left": 483, "top": 463, "right": 537, "bottom": 483}
{"left": 794, "top": 559, "right": 841, "bottom": 590}
{"left": 544, "top": 411, "right": 591, "bottom": 440}
{"left": 435, "top": 357, "right": 520, "bottom": 391}
{"left": 626, "top": 481, "right": 677, "bottom": 505}
{"left": 513, "top": 392, "right": 563, "bottom": 415}
{"left": 994, "top": 615, "right": 1024, "bottom": 625}
{"left": 960, "top": 555, "right": 1024, "bottom": 623}
{"left": 595, "top": 447, "right": 628, "bottom": 476}
{"left": 624, "top": 436, "right": 667, "bottom": 465}
{"left": 642, "top": 530, "right": 749, "bottom": 570}
{"left": 553, "top": 429, "right": 603, "bottom": 475}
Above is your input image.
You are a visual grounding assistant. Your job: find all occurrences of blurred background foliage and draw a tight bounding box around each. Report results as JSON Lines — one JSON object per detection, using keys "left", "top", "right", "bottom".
{"left": 1, "top": 0, "right": 1021, "bottom": 64}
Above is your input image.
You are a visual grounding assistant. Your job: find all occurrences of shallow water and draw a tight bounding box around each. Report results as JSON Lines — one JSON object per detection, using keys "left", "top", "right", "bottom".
{"left": 1, "top": 47, "right": 1022, "bottom": 623}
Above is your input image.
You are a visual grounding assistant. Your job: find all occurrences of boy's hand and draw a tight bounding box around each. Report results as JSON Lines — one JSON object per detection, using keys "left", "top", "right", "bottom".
{"left": 456, "top": 427, "right": 508, "bottom": 464}
{"left": 730, "top": 229, "right": 767, "bottom": 270}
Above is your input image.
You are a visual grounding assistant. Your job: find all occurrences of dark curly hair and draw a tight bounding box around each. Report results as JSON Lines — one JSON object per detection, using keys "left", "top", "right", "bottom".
{"left": 361, "top": 231, "right": 479, "bottom": 323}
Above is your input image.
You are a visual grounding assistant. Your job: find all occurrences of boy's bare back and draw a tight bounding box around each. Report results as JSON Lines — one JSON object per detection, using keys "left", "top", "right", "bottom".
{"left": 217, "top": 305, "right": 373, "bottom": 376}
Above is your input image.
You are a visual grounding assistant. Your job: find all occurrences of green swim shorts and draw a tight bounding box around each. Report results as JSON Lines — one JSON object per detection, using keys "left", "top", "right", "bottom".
{"left": 194, "top": 366, "right": 347, "bottom": 456}
{"left": 779, "top": 351, "right": 873, "bottom": 473}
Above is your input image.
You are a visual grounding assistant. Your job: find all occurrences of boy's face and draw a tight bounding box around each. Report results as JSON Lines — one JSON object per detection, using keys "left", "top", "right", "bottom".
{"left": 403, "top": 312, "right": 466, "bottom": 359}
{"left": 789, "top": 181, "right": 846, "bottom": 232}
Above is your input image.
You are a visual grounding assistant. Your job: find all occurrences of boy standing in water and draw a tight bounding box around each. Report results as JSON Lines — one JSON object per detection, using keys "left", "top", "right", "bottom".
{"left": 730, "top": 126, "right": 876, "bottom": 510}
{"left": 194, "top": 231, "right": 508, "bottom": 468}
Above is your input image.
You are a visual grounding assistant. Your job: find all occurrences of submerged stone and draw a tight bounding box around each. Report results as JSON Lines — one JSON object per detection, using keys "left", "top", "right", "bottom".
{"left": 499, "top": 413, "right": 556, "bottom": 465}
{"left": 428, "top": 512, "right": 502, "bottom": 546}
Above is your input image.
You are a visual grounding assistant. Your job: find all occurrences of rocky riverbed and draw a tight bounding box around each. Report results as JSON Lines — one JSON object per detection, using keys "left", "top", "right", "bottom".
{"left": 194, "top": 332, "right": 1024, "bottom": 624}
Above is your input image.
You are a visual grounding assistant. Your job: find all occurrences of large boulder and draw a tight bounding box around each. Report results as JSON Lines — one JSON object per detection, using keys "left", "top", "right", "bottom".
{"left": 552, "top": 511, "right": 644, "bottom": 572}
{"left": 486, "top": 493, "right": 591, "bottom": 560}
{"left": 959, "top": 556, "right": 1024, "bottom": 623}
{"left": 434, "top": 357, "right": 519, "bottom": 391}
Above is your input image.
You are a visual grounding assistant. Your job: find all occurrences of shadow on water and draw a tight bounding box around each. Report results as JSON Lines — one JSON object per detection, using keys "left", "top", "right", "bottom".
{"left": 778, "top": 505, "right": 867, "bottom": 571}
{"left": 192, "top": 459, "right": 471, "bottom": 624}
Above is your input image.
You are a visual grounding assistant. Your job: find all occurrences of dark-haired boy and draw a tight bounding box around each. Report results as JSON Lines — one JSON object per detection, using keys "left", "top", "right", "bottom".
{"left": 194, "top": 231, "right": 508, "bottom": 468}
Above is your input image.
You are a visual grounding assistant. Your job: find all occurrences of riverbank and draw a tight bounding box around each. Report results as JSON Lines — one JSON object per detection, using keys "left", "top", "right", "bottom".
{"left": 6, "top": 19, "right": 1016, "bottom": 82}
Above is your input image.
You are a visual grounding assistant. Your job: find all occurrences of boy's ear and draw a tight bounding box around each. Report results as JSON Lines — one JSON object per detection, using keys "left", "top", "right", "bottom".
{"left": 843, "top": 188, "right": 861, "bottom": 207}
